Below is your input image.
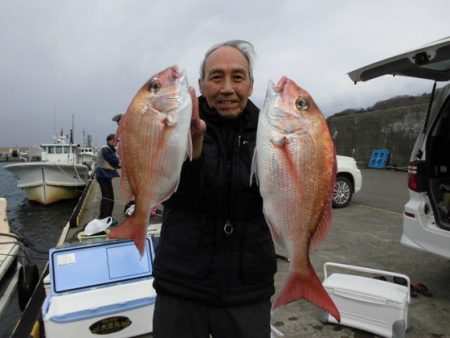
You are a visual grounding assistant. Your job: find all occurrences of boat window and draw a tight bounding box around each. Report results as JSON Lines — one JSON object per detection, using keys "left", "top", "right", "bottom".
{"left": 48, "top": 147, "right": 55, "bottom": 154}
{"left": 63, "top": 146, "right": 71, "bottom": 154}
{"left": 56, "top": 147, "right": 63, "bottom": 154}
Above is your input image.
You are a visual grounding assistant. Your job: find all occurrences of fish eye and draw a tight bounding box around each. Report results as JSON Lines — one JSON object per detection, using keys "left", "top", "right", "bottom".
{"left": 295, "top": 98, "right": 309, "bottom": 111}
{"left": 149, "top": 79, "right": 161, "bottom": 93}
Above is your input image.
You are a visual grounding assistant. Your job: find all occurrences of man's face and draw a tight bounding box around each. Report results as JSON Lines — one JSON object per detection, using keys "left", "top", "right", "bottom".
{"left": 199, "top": 46, "right": 253, "bottom": 118}
{"left": 107, "top": 137, "right": 116, "bottom": 147}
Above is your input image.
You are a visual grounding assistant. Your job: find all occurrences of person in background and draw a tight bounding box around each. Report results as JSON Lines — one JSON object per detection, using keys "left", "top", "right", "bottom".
{"left": 152, "top": 40, "right": 277, "bottom": 338}
{"left": 112, "top": 113, "right": 122, "bottom": 126}
{"left": 95, "top": 133, "right": 120, "bottom": 221}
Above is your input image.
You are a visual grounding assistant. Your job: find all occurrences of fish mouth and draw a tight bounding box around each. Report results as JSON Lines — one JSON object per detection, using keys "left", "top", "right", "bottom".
{"left": 265, "top": 80, "right": 286, "bottom": 119}
{"left": 169, "top": 65, "right": 188, "bottom": 90}
{"left": 266, "top": 77, "right": 289, "bottom": 100}
{"left": 170, "top": 65, "right": 183, "bottom": 79}
{"left": 274, "top": 76, "right": 289, "bottom": 94}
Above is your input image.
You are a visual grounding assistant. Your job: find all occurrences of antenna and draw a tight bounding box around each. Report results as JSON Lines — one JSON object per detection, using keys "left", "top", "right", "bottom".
{"left": 53, "top": 104, "right": 56, "bottom": 137}
{"left": 72, "top": 113, "right": 75, "bottom": 144}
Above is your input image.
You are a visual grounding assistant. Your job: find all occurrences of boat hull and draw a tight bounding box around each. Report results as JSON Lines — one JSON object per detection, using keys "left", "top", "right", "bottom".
{"left": 5, "top": 162, "right": 90, "bottom": 205}
{"left": 25, "top": 184, "right": 82, "bottom": 205}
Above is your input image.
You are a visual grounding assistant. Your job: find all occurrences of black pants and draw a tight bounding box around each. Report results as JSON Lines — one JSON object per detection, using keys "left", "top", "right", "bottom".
{"left": 96, "top": 177, "right": 114, "bottom": 219}
{"left": 152, "top": 294, "right": 271, "bottom": 338}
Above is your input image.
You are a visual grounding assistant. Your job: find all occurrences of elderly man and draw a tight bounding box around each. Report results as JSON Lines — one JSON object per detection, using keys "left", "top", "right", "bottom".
{"left": 152, "top": 40, "right": 277, "bottom": 338}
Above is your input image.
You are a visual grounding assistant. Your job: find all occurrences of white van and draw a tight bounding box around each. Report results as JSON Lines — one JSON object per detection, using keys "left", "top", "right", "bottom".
{"left": 348, "top": 37, "right": 450, "bottom": 259}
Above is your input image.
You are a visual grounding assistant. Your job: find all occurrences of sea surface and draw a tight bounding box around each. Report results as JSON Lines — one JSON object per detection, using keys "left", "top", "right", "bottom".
{"left": 0, "top": 163, "right": 77, "bottom": 338}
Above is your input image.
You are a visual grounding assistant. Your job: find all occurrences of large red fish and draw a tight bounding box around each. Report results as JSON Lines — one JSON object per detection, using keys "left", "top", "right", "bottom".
{"left": 251, "top": 76, "right": 340, "bottom": 322}
{"left": 108, "top": 65, "right": 194, "bottom": 255}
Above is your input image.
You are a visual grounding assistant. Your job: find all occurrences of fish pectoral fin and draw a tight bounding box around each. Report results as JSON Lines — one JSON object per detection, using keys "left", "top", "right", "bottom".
{"left": 165, "top": 114, "right": 177, "bottom": 127}
{"left": 270, "top": 132, "right": 288, "bottom": 147}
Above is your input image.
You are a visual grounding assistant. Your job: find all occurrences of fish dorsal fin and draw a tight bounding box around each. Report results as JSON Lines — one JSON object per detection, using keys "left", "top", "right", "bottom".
{"left": 310, "top": 152, "right": 337, "bottom": 250}
{"left": 309, "top": 200, "right": 333, "bottom": 250}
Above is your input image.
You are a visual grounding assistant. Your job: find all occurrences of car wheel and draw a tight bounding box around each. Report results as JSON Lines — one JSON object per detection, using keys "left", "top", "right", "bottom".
{"left": 333, "top": 176, "right": 353, "bottom": 208}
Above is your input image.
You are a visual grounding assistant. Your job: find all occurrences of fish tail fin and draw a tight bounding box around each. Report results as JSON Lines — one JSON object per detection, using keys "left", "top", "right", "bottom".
{"left": 107, "top": 217, "right": 147, "bottom": 256}
{"left": 272, "top": 264, "right": 340, "bottom": 322}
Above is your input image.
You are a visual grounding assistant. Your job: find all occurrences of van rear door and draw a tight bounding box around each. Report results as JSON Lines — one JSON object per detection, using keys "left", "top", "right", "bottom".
{"left": 348, "top": 37, "right": 450, "bottom": 83}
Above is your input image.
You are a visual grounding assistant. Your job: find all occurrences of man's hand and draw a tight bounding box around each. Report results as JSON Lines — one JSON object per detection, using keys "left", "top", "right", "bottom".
{"left": 189, "top": 87, "right": 206, "bottom": 159}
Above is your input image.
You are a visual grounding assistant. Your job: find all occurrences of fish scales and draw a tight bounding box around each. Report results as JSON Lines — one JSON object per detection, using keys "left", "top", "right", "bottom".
{"left": 252, "top": 76, "right": 340, "bottom": 322}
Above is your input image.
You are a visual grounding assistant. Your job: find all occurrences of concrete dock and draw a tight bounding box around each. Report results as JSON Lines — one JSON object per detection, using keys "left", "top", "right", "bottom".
{"left": 37, "top": 170, "right": 450, "bottom": 337}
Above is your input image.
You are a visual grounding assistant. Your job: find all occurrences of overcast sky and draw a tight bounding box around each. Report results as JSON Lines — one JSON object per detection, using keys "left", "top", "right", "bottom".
{"left": 1, "top": 0, "right": 449, "bottom": 147}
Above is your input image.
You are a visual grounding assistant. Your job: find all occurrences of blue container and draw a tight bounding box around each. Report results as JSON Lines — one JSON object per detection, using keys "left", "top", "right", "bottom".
{"left": 368, "top": 149, "right": 390, "bottom": 169}
{"left": 49, "top": 238, "right": 153, "bottom": 294}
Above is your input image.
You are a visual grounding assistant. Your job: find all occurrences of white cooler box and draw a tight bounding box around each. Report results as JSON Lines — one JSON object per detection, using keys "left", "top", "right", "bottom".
{"left": 42, "top": 238, "right": 156, "bottom": 338}
{"left": 322, "top": 262, "right": 410, "bottom": 338}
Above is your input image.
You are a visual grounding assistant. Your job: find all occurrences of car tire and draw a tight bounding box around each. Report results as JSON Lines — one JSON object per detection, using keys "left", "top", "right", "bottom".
{"left": 333, "top": 176, "right": 353, "bottom": 208}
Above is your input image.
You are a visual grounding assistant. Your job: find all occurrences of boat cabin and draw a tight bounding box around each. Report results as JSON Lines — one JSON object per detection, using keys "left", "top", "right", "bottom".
{"left": 40, "top": 135, "right": 80, "bottom": 164}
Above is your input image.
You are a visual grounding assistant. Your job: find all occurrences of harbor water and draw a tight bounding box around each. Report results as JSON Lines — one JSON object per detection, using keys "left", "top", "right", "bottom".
{"left": 0, "top": 163, "right": 77, "bottom": 338}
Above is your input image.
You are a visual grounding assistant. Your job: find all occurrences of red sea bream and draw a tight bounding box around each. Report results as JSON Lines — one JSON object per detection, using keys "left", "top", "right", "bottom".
{"left": 108, "top": 65, "right": 193, "bottom": 255}
{"left": 252, "top": 76, "right": 340, "bottom": 321}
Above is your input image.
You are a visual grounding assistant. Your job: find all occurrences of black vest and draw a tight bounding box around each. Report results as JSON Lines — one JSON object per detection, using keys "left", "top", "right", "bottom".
{"left": 153, "top": 97, "right": 277, "bottom": 307}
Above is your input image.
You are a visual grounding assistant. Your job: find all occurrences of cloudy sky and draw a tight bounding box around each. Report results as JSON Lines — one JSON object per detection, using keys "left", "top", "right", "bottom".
{"left": 1, "top": 0, "right": 449, "bottom": 147}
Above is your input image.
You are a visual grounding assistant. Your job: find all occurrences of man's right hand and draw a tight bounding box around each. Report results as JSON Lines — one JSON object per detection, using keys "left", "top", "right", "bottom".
{"left": 189, "top": 87, "right": 206, "bottom": 160}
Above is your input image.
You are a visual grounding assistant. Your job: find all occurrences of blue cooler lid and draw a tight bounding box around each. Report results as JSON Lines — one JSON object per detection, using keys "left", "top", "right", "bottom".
{"left": 49, "top": 238, "right": 153, "bottom": 294}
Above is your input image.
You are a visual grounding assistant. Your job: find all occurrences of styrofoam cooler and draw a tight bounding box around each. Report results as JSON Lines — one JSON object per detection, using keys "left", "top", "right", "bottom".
{"left": 321, "top": 262, "right": 410, "bottom": 338}
{"left": 42, "top": 238, "right": 156, "bottom": 338}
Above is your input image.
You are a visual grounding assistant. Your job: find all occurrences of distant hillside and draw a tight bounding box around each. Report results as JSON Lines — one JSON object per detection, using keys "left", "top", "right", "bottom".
{"left": 333, "top": 92, "right": 432, "bottom": 117}
{"left": 327, "top": 91, "right": 438, "bottom": 168}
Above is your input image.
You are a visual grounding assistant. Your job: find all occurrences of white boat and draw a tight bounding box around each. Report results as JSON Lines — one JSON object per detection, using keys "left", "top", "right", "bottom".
{"left": 5, "top": 133, "right": 91, "bottom": 205}
{"left": 78, "top": 146, "right": 97, "bottom": 171}
{"left": 0, "top": 197, "right": 20, "bottom": 317}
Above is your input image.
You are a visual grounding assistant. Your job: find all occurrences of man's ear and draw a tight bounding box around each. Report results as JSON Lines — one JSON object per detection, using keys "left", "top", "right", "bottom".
{"left": 248, "top": 83, "right": 253, "bottom": 97}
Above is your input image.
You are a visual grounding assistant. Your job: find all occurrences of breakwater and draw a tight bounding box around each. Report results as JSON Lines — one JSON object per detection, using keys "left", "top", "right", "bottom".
{"left": 327, "top": 93, "right": 431, "bottom": 168}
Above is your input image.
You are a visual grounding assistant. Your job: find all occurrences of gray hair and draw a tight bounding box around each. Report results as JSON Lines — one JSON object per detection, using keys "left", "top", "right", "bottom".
{"left": 199, "top": 40, "right": 255, "bottom": 83}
